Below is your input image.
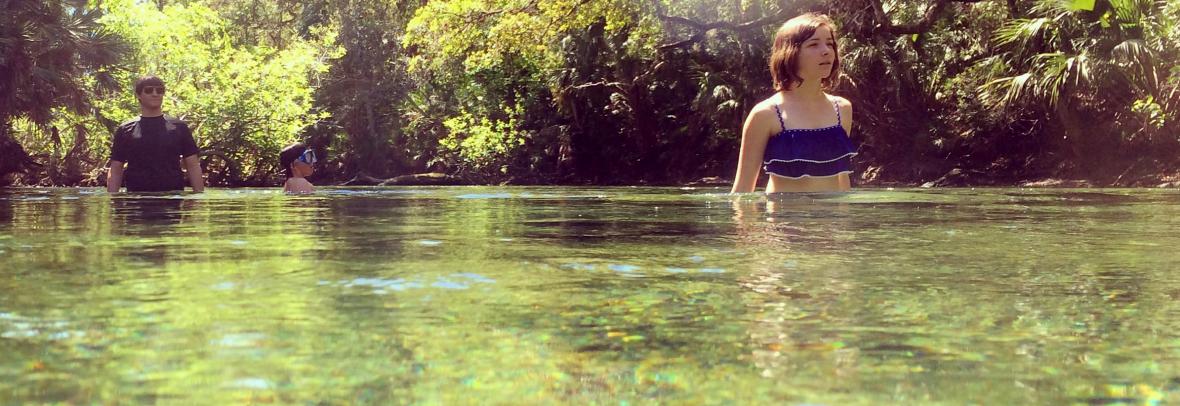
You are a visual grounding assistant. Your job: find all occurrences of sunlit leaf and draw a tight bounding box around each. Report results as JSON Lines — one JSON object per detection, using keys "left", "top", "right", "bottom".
{"left": 1068, "top": 0, "right": 1095, "bottom": 11}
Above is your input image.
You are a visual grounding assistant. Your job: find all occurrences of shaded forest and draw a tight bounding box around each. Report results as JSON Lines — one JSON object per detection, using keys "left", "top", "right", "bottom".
{"left": 2, "top": 0, "right": 1178, "bottom": 187}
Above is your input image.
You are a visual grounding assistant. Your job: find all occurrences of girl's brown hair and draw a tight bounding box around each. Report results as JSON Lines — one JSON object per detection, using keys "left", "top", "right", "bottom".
{"left": 279, "top": 142, "right": 308, "bottom": 178}
{"left": 769, "top": 13, "right": 841, "bottom": 91}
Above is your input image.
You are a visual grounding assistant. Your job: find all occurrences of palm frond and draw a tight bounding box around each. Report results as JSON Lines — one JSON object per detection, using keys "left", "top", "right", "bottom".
{"left": 981, "top": 73, "right": 1034, "bottom": 108}
{"left": 1031, "top": 0, "right": 1076, "bottom": 17}
{"left": 1108, "top": 0, "right": 1146, "bottom": 25}
{"left": 1112, "top": 38, "right": 1152, "bottom": 64}
{"left": 993, "top": 18, "right": 1056, "bottom": 54}
{"left": 1111, "top": 39, "right": 1159, "bottom": 92}
{"left": 979, "top": 50, "right": 1098, "bottom": 108}
{"left": 1067, "top": 52, "right": 1093, "bottom": 87}
{"left": 1032, "top": 52, "right": 1069, "bottom": 105}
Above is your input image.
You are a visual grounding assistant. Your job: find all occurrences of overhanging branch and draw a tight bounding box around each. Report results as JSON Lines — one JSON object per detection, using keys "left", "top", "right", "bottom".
{"left": 655, "top": 1, "right": 792, "bottom": 50}
{"left": 654, "top": 0, "right": 992, "bottom": 49}
{"left": 873, "top": 0, "right": 991, "bottom": 36}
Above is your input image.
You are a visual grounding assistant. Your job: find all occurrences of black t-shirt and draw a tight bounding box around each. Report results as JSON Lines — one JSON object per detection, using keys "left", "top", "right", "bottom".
{"left": 110, "top": 115, "right": 200, "bottom": 192}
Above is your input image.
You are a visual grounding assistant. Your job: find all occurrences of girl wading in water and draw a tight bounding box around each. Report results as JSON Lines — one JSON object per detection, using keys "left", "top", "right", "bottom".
{"left": 731, "top": 13, "right": 857, "bottom": 193}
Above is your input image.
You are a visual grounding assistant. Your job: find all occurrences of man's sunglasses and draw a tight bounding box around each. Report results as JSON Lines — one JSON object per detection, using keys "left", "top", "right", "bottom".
{"left": 297, "top": 149, "right": 317, "bottom": 165}
{"left": 140, "top": 86, "right": 166, "bottom": 95}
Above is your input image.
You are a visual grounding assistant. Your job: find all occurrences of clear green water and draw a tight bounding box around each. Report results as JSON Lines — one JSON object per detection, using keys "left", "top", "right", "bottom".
{"left": 2, "top": 187, "right": 1179, "bottom": 405}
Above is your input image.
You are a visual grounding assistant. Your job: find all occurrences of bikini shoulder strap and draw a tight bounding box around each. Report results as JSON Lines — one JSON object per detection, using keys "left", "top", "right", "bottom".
{"left": 772, "top": 104, "right": 787, "bottom": 133}
{"left": 833, "top": 99, "right": 842, "bottom": 126}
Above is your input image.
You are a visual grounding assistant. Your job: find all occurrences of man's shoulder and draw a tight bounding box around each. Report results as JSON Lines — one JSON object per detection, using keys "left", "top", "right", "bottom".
{"left": 114, "top": 118, "right": 139, "bottom": 137}
{"left": 159, "top": 115, "right": 185, "bottom": 125}
{"left": 121, "top": 115, "right": 189, "bottom": 126}
{"left": 162, "top": 115, "right": 191, "bottom": 131}
{"left": 117, "top": 117, "right": 139, "bottom": 128}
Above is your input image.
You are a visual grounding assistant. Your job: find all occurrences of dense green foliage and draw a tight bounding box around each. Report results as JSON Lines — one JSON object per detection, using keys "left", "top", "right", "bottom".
{"left": 0, "top": 0, "right": 127, "bottom": 185}
{"left": 1, "top": 0, "right": 1177, "bottom": 186}
{"left": 102, "top": 0, "right": 337, "bottom": 185}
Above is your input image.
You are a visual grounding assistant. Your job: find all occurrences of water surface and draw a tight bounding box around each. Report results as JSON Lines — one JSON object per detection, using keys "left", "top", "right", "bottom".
{"left": 2, "top": 187, "right": 1179, "bottom": 404}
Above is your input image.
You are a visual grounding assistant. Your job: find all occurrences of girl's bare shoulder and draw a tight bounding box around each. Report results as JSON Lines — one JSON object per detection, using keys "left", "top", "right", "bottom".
{"left": 825, "top": 93, "right": 852, "bottom": 108}
{"left": 748, "top": 94, "right": 784, "bottom": 120}
{"left": 755, "top": 94, "right": 785, "bottom": 110}
{"left": 284, "top": 178, "right": 315, "bottom": 193}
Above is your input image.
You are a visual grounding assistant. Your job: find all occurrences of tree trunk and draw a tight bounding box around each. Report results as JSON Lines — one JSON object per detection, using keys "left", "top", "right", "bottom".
{"left": 49, "top": 126, "right": 62, "bottom": 185}
{"left": 61, "top": 124, "right": 89, "bottom": 185}
{"left": 0, "top": 121, "right": 37, "bottom": 186}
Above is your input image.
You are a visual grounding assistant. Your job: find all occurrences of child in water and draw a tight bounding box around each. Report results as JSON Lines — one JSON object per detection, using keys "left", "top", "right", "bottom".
{"left": 731, "top": 13, "right": 857, "bottom": 193}
{"left": 280, "top": 142, "right": 316, "bottom": 194}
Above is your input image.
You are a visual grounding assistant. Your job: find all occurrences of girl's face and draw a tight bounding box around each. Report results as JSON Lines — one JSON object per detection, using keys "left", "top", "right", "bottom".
{"left": 796, "top": 26, "right": 836, "bottom": 83}
{"left": 291, "top": 148, "right": 316, "bottom": 177}
{"left": 292, "top": 161, "right": 314, "bottom": 178}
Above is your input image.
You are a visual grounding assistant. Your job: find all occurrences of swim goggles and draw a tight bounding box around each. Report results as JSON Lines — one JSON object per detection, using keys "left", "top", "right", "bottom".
{"left": 297, "top": 149, "right": 317, "bottom": 165}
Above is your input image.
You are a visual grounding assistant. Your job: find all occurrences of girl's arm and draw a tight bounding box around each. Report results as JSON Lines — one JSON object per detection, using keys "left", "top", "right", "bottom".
{"left": 837, "top": 97, "right": 853, "bottom": 136}
{"left": 730, "top": 107, "right": 774, "bottom": 193}
{"left": 837, "top": 97, "right": 853, "bottom": 191}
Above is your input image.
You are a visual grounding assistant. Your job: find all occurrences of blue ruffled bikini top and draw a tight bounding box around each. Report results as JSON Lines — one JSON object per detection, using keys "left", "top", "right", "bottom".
{"left": 763, "top": 100, "right": 857, "bottom": 179}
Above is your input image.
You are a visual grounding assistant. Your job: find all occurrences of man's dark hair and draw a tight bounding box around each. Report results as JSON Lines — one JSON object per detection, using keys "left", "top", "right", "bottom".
{"left": 279, "top": 142, "right": 308, "bottom": 178}
{"left": 134, "top": 75, "right": 165, "bottom": 94}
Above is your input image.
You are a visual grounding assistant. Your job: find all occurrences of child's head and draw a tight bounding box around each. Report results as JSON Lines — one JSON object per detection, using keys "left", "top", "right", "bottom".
{"left": 769, "top": 13, "right": 841, "bottom": 91}
{"left": 280, "top": 142, "right": 316, "bottom": 178}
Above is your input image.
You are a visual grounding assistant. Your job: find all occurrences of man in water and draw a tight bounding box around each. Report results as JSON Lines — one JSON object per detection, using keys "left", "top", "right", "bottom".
{"left": 107, "top": 75, "right": 204, "bottom": 192}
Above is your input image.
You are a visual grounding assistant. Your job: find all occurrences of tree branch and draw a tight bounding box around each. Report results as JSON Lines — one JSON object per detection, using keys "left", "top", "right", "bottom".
{"left": 873, "top": 0, "right": 991, "bottom": 36}
{"left": 565, "top": 81, "right": 627, "bottom": 92}
{"left": 655, "top": 6, "right": 792, "bottom": 50}
{"left": 654, "top": 0, "right": 991, "bottom": 49}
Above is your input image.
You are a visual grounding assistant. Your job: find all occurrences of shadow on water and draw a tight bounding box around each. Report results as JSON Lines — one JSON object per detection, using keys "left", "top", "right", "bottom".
{"left": 0, "top": 195, "right": 12, "bottom": 226}
{"left": 111, "top": 195, "right": 188, "bottom": 228}
{"left": 110, "top": 194, "right": 193, "bottom": 266}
